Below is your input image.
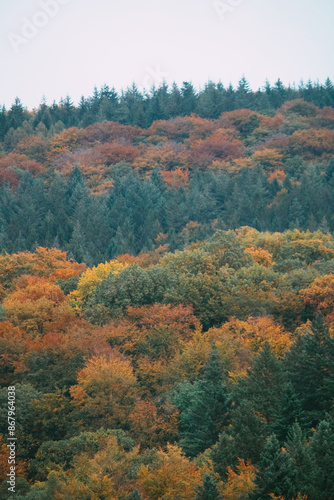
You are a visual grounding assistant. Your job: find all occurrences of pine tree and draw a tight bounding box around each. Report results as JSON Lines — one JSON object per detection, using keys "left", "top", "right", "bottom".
{"left": 233, "top": 343, "right": 286, "bottom": 426}
{"left": 195, "top": 474, "right": 221, "bottom": 500}
{"left": 284, "top": 313, "right": 334, "bottom": 426}
{"left": 309, "top": 417, "right": 334, "bottom": 500}
{"left": 126, "top": 489, "right": 143, "bottom": 500}
{"left": 173, "top": 344, "right": 230, "bottom": 457}
{"left": 274, "top": 384, "right": 309, "bottom": 442}
{"left": 255, "top": 434, "right": 298, "bottom": 500}
{"left": 285, "top": 423, "right": 313, "bottom": 497}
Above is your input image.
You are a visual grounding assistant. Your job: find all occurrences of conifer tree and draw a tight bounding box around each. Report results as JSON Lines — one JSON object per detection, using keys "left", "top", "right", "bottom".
{"left": 173, "top": 344, "right": 230, "bottom": 457}
{"left": 195, "top": 474, "right": 221, "bottom": 500}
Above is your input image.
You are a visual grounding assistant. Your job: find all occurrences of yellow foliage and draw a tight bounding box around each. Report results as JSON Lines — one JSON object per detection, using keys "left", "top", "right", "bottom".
{"left": 3, "top": 276, "right": 75, "bottom": 335}
{"left": 223, "top": 459, "right": 257, "bottom": 500}
{"left": 137, "top": 444, "right": 202, "bottom": 500}
{"left": 252, "top": 148, "right": 284, "bottom": 172}
{"left": 0, "top": 247, "right": 85, "bottom": 300}
{"left": 245, "top": 247, "right": 275, "bottom": 267}
{"left": 70, "top": 353, "right": 137, "bottom": 428}
{"left": 69, "top": 260, "right": 126, "bottom": 311}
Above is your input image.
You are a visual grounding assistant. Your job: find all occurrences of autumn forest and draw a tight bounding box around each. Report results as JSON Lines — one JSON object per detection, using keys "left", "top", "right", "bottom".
{"left": 1, "top": 79, "right": 334, "bottom": 499}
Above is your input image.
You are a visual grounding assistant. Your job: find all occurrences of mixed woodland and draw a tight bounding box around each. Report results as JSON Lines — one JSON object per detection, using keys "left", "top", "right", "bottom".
{"left": 1, "top": 79, "right": 334, "bottom": 499}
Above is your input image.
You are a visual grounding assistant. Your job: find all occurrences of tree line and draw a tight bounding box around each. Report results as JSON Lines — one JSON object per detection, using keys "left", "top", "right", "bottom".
{"left": 1, "top": 77, "right": 334, "bottom": 142}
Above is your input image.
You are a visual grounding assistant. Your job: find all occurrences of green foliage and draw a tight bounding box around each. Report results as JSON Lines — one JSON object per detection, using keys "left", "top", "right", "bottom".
{"left": 284, "top": 313, "right": 334, "bottom": 426}
{"left": 195, "top": 474, "right": 221, "bottom": 500}
{"left": 173, "top": 344, "right": 230, "bottom": 457}
{"left": 233, "top": 343, "right": 286, "bottom": 426}
{"left": 308, "top": 416, "right": 334, "bottom": 499}
{"left": 254, "top": 434, "right": 298, "bottom": 500}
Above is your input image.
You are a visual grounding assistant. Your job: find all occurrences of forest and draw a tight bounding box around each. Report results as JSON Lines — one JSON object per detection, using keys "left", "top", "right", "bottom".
{"left": 1, "top": 79, "right": 334, "bottom": 499}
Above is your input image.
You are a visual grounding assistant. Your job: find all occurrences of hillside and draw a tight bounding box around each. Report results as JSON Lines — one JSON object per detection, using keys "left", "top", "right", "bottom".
{"left": 1, "top": 229, "right": 334, "bottom": 498}
{"left": 1, "top": 88, "right": 334, "bottom": 265}
{"left": 1, "top": 83, "right": 334, "bottom": 499}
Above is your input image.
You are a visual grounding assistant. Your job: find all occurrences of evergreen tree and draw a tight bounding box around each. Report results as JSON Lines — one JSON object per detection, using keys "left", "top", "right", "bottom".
{"left": 309, "top": 417, "right": 334, "bottom": 500}
{"left": 274, "top": 384, "right": 309, "bottom": 442}
{"left": 195, "top": 474, "right": 221, "bottom": 500}
{"left": 233, "top": 343, "right": 286, "bottom": 426}
{"left": 173, "top": 344, "right": 230, "bottom": 457}
{"left": 285, "top": 423, "right": 313, "bottom": 498}
{"left": 284, "top": 313, "right": 334, "bottom": 426}
{"left": 254, "top": 434, "right": 298, "bottom": 500}
{"left": 126, "top": 489, "right": 143, "bottom": 500}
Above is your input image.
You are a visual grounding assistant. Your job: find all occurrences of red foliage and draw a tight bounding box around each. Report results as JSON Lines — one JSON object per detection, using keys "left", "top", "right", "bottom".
{"left": 94, "top": 141, "right": 140, "bottom": 165}
{"left": 0, "top": 153, "right": 45, "bottom": 175}
{"left": 190, "top": 128, "right": 244, "bottom": 168}
{"left": 161, "top": 167, "right": 190, "bottom": 188}
{"left": 14, "top": 136, "right": 48, "bottom": 163}
{"left": 81, "top": 121, "right": 142, "bottom": 145}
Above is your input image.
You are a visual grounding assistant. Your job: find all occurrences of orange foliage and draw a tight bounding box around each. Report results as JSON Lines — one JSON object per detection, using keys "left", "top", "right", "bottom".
{"left": 207, "top": 316, "right": 292, "bottom": 376}
{"left": 70, "top": 353, "right": 137, "bottom": 427}
{"left": 218, "top": 109, "right": 262, "bottom": 133}
{"left": 161, "top": 167, "right": 190, "bottom": 188}
{"left": 137, "top": 444, "right": 202, "bottom": 500}
{"left": 134, "top": 141, "right": 191, "bottom": 173}
{"left": 14, "top": 135, "right": 48, "bottom": 163}
{"left": 3, "top": 276, "right": 75, "bottom": 335}
{"left": 224, "top": 459, "right": 257, "bottom": 499}
{"left": 245, "top": 247, "right": 275, "bottom": 267}
{"left": 81, "top": 121, "right": 142, "bottom": 144}
{"left": 0, "top": 321, "right": 27, "bottom": 384}
{"left": 289, "top": 128, "right": 334, "bottom": 158}
{"left": 0, "top": 153, "right": 45, "bottom": 177}
{"left": 299, "top": 274, "right": 334, "bottom": 319}
{"left": 47, "top": 127, "right": 83, "bottom": 160}
{"left": 129, "top": 398, "right": 179, "bottom": 448}
{"left": 268, "top": 170, "right": 286, "bottom": 184}
{"left": 94, "top": 141, "right": 139, "bottom": 165}
{"left": 0, "top": 166, "right": 19, "bottom": 187}
{"left": 252, "top": 149, "right": 284, "bottom": 172}
{"left": 0, "top": 247, "right": 85, "bottom": 299}
{"left": 190, "top": 128, "right": 244, "bottom": 168}
{"left": 102, "top": 304, "right": 200, "bottom": 363}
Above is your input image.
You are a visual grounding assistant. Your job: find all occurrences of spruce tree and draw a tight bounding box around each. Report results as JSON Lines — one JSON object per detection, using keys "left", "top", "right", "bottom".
{"left": 173, "top": 344, "right": 230, "bottom": 457}
{"left": 309, "top": 417, "right": 334, "bottom": 500}
{"left": 195, "top": 474, "right": 221, "bottom": 500}
{"left": 274, "top": 384, "right": 309, "bottom": 442}
{"left": 233, "top": 343, "right": 285, "bottom": 426}
{"left": 255, "top": 434, "right": 298, "bottom": 500}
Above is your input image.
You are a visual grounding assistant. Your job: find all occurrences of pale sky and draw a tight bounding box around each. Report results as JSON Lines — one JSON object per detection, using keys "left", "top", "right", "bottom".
{"left": 0, "top": 0, "right": 333, "bottom": 109}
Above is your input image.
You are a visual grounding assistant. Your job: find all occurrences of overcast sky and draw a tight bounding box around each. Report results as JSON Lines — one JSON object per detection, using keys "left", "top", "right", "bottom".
{"left": 0, "top": 0, "right": 333, "bottom": 109}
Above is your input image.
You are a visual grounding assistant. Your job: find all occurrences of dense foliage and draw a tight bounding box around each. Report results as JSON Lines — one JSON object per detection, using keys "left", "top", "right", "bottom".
{"left": 1, "top": 85, "right": 334, "bottom": 264}
{"left": 0, "top": 228, "right": 334, "bottom": 498}
{"left": 1, "top": 84, "right": 334, "bottom": 498}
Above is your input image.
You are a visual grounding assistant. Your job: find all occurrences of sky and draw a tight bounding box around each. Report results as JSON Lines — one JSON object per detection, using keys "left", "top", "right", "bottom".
{"left": 0, "top": 0, "right": 333, "bottom": 109}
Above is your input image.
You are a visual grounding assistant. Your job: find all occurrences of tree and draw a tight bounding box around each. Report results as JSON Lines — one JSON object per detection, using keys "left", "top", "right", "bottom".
{"left": 223, "top": 459, "right": 257, "bottom": 500}
{"left": 284, "top": 313, "right": 334, "bottom": 425}
{"left": 195, "top": 473, "right": 222, "bottom": 500}
{"left": 308, "top": 417, "right": 334, "bottom": 500}
{"left": 255, "top": 434, "right": 298, "bottom": 500}
{"left": 2, "top": 276, "right": 75, "bottom": 335}
{"left": 137, "top": 444, "right": 202, "bottom": 500}
{"left": 70, "top": 352, "right": 137, "bottom": 429}
{"left": 233, "top": 343, "right": 285, "bottom": 427}
{"left": 274, "top": 384, "right": 309, "bottom": 442}
{"left": 173, "top": 344, "right": 230, "bottom": 457}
